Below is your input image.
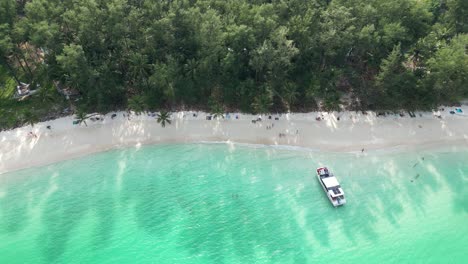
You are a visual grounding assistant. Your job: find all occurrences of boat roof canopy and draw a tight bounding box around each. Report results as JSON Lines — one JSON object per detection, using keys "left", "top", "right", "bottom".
{"left": 317, "top": 167, "right": 329, "bottom": 176}
{"left": 322, "top": 176, "right": 340, "bottom": 188}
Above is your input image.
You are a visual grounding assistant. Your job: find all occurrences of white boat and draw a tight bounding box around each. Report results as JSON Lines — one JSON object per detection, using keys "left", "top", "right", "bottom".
{"left": 316, "top": 167, "right": 346, "bottom": 207}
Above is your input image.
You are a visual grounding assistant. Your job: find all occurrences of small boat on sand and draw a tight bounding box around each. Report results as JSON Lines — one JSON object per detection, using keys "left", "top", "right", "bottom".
{"left": 316, "top": 167, "right": 346, "bottom": 207}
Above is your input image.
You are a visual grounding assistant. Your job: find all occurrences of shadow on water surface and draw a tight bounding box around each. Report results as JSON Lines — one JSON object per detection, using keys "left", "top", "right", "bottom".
{"left": 0, "top": 173, "right": 34, "bottom": 235}
{"left": 424, "top": 152, "right": 468, "bottom": 213}
{"left": 117, "top": 145, "right": 313, "bottom": 263}
{"left": 0, "top": 144, "right": 467, "bottom": 263}
{"left": 33, "top": 152, "right": 121, "bottom": 263}
{"left": 283, "top": 148, "right": 467, "bottom": 249}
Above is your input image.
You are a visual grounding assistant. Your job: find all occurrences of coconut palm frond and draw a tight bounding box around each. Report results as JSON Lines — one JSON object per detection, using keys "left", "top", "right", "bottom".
{"left": 157, "top": 110, "right": 171, "bottom": 128}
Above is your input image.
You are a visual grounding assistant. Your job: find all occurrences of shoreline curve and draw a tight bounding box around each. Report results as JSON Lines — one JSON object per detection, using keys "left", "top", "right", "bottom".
{"left": 1, "top": 110, "right": 468, "bottom": 174}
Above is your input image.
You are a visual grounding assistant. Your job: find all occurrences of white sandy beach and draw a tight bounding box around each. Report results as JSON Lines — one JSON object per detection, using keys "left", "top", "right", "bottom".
{"left": 1, "top": 109, "right": 468, "bottom": 174}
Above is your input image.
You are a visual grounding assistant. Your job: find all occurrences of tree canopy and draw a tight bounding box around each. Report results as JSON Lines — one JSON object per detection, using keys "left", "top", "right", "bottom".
{"left": 1, "top": 0, "right": 467, "bottom": 115}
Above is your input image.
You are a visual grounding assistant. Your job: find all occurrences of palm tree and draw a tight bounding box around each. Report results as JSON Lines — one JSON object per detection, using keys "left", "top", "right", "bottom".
{"left": 184, "top": 59, "right": 198, "bottom": 81}
{"left": 157, "top": 110, "right": 171, "bottom": 127}
{"left": 2, "top": 57, "right": 22, "bottom": 86}
{"left": 127, "top": 95, "right": 147, "bottom": 115}
{"left": 210, "top": 103, "right": 224, "bottom": 119}
{"left": 22, "top": 110, "right": 38, "bottom": 127}
{"left": 127, "top": 52, "right": 150, "bottom": 89}
{"left": 280, "top": 82, "right": 298, "bottom": 110}
{"left": 75, "top": 109, "right": 90, "bottom": 126}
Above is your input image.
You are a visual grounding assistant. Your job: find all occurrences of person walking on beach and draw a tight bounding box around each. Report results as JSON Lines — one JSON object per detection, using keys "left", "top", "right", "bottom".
{"left": 28, "top": 132, "right": 37, "bottom": 138}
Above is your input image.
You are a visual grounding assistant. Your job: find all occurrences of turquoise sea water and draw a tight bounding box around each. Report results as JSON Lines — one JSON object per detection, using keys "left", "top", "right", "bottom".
{"left": 0, "top": 143, "right": 467, "bottom": 264}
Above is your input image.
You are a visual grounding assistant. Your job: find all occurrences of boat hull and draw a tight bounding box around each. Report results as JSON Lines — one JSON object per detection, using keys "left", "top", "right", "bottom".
{"left": 316, "top": 170, "right": 346, "bottom": 207}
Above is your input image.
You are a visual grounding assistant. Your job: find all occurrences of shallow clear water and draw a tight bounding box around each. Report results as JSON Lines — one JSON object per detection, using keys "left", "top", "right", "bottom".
{"left": 0, "top": 143, "right": 467, "bottom": 264}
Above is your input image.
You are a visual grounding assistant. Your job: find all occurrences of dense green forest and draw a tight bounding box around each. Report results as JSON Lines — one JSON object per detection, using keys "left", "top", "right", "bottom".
{"left": 0, "top": 0, "right": 467, "bottom": 127}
